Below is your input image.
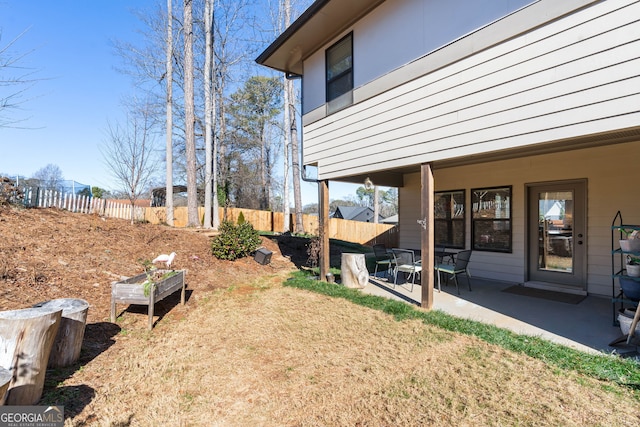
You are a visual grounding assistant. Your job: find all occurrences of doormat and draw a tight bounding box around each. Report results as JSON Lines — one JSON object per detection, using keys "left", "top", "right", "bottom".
{"left": 501, "top": 285, "right": 586, "bottom": 304}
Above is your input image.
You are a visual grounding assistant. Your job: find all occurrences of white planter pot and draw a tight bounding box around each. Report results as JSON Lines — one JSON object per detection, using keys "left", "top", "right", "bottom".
{"left": 620, "top": 239, "right": 640, "bottom": 252}
{"left": 626, "top": 264, "right": 640, "bottom": 277}
{"left": 618, "top": 311, "right": 640, "bottom": 336}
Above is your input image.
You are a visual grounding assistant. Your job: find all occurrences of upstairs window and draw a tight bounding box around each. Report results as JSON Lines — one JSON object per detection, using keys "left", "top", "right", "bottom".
{"left": 326, "top": 33, "right": 353, "bottom": 113}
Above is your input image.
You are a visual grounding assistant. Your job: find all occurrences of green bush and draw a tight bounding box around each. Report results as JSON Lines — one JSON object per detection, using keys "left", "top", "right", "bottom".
{"left": 211, "top": 220, "right": 261, "bottom": 261}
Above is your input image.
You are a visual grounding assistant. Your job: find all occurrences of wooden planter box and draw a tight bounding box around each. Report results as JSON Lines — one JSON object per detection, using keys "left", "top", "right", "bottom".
{"left": 110, "top": 269, "right": 186, "bottom": 330}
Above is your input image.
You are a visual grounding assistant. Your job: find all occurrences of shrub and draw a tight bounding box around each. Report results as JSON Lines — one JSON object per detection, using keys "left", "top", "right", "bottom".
{"left": 211, "top": 220, "right": 261, "bottom": 261}
{"left": 237, "top": 211, "right": 246, "bottom": 225}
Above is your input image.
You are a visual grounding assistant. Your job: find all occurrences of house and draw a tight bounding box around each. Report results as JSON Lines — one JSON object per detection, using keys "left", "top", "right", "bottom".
{"left": 257, "top": 0, "right": 640, "bottom": 308}
{"left": 333, "top": 205, "right": 384, "bottom": 223}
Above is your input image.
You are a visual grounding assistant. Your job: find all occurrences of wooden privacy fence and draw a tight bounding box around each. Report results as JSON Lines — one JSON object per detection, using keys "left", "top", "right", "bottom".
{"left": 21, "top": 187, "right": 398, "bottom": 247}
{"left": 145, "top": 206, "right": 398, "bottom": 247}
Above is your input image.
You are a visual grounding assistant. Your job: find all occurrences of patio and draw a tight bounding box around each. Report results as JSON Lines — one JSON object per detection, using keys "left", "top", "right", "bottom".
{"left": 362, "top": 274, "right": 640, "bottom": 357}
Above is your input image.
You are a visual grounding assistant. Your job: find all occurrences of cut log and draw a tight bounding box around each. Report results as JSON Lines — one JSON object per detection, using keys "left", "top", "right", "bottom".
{"left": 0, "top": 307, "right": 62, "bottom": 405}
{"left": 33, "top": 299, "right": 89, "bottom": 368}
{"left": 341, "top": 253, "right": 369, "bottom": 289}
{"left": 0, "top": 367, "right": 11, "bottom": 406}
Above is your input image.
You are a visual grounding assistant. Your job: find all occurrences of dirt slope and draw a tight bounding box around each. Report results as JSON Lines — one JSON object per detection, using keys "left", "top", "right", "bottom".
{"left": 0, "top": 206, "right": 296, "bottom": 326}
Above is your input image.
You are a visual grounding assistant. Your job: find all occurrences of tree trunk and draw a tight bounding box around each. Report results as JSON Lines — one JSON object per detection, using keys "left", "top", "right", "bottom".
{"left": 203, "top": 0, "right": 214, "bottom": 229}
{"left": 165, "top": 0, "right": 175, "bottom": 226}
{"left": 289, "top": 87, "right": 304, "bottom": 234}
{"left": 32, "top": 299, "right": 89, "bottom": 368}
{"left": 0, "top": 307, "right": 62, "bottom": 405}
{"left": 184, "top": 0, "right": 199, "bottom": 227}
{"left": 374, "top": 185, "right": 379, "bottom": 223}
{"left": 282, "top": 0, "right": 303, "bottom": 233}
{"left": 283, "top": 72, "right": 291, "bottom": 232}
{"left": 341, "top": 253, "right": 369, "bottom": 289}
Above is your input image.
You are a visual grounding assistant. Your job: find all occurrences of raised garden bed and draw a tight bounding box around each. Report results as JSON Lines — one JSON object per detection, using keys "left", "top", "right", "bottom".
{"left": 110, "top": 269, "right": 186, "bottom": 330}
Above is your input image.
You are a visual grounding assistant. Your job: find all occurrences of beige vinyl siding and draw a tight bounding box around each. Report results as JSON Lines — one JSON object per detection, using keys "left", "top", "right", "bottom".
{"left": 398, "top": 140, "right": 640, "bottom": 296}
{"left": 397, "top": 173, "right": 422, "bottom": 250}
{"left": 303, "top": 0, "right": 640, "bottom": 181}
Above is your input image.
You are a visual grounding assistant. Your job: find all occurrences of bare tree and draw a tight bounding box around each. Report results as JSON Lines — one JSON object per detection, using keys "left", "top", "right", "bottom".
{"left": 0, "top": 28, "right": 41, "bottom": 128}
{"left": 32, "top": 164, "right": 63, "bottom": 191}
{"left": 281, "top": 0, "right": 291, "bottom": 232}
{"left": 101, "top": 102, "right": 159, "bottom": 224}
{"left": 183, "top": 0, "right": 199, "bottom": 227}
{"left": 282, "top": 0, "right": 304, "bottom": 233}
{"left": 267, "top": 0, "right": 306, "bottom": 232}
{"left": 203, "top": 0, "right": 219, "bottom": 229}
{"left": 165, "top": 0, "right": 175, "bottom": 226}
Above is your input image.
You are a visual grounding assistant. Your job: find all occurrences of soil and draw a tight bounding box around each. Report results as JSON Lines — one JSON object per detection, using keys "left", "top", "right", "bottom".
{"left": 0, "top": 206, "right": 306, "bottom": 350}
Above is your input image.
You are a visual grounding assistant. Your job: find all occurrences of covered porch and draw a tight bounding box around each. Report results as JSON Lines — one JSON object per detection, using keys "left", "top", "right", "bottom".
{"left": 361, "top": 274, "right": 639, "bottom": 357}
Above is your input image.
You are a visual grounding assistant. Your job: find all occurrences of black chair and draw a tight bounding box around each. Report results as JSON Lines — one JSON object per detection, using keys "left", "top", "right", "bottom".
{"left": 434, "top": 250, "right": 472, "bottom": 294}
{"left": 372, "top": 244, "right": 393, "bottom": 278}
{"left": 435, "top": 244, "right": 446, "bottom": 264}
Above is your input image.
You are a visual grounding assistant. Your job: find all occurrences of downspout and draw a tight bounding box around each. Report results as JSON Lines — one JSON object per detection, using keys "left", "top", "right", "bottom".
{"left": 288, "top": 72, "right": 330, "bottom": 282}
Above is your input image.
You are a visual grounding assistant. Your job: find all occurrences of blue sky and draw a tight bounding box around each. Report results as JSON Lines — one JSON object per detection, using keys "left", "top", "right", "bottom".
{"left": 1, "top": 0, "right": 146, "bottom": 191}
{"left": 0, "top": 0, "right": 361, "bottom": 205}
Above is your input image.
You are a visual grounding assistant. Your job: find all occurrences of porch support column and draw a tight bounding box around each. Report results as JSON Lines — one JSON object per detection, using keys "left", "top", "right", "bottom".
{"left": 318, "top": 180, "right": 330, "bottom": 281}
{"left": 420, "top": 163, "right": 435, "bottom": 309}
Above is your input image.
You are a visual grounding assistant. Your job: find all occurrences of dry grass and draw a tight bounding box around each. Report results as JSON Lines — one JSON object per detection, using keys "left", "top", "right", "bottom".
{"left": 57, "top": 277, "right": 640, "bottom": 426}
{"left": 2, "top": 207, "right": 637, "bottom": 425}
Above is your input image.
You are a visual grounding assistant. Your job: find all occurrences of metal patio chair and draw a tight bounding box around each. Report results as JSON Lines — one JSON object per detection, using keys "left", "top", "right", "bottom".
{"left": 372, "top": 244, "right": 394, "bottom": 278}
{"left": 391, "top": 248, "right": 422, "bottom": 291}
{"left": 434, "top": 250, "right": 472, "bottom": 294}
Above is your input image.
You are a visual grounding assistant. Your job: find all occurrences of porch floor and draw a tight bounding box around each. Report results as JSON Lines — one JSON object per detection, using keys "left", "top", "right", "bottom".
{"left": 362, "top": 274, "right": 639, "bottom": 357}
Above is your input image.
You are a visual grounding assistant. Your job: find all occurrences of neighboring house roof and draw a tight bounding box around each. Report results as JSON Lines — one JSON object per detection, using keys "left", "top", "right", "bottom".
{"left": 256, "top": 0, "right": 385, "bottom": 75}
{"left": 381, "top": 214, "right": 398, "bottom": 224}
{"left": 333, "top": 206, "right": 384, "bottom": 223}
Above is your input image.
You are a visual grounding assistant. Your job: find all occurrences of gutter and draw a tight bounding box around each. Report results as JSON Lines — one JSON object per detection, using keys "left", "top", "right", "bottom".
{"left": 285, "top": 73, "right": 317, "bottom": 184}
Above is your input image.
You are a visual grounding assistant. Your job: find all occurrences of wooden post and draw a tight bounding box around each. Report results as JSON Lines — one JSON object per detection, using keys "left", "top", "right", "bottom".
{"left": 32, "top": 299, "right": 90, "bottom": 368}
{"left": 0, "top": 307, "right": 62, "bottom": 405}
{"left": 341, "top": 253, "right": 368, "bottom": 288}
{"left": 319, "top": 180, "right": 330, "bottom": 281}
{"left": 420, "top": 163, "right": 435, "bottom": 309}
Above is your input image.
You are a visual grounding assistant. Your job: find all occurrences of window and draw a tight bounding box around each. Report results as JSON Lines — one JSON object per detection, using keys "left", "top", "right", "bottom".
{"left": 472, "top": 186, "right": 512, "bottom": 252}
{"left": 434, "top": 190, "right": 465, "bottom": 249}
{"left": 326, "top": 33, "right": 353, "bottom": 113}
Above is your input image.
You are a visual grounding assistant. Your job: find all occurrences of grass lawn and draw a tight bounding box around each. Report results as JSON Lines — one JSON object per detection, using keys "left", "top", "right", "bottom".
{"left": 45, "top": 270, "right": 640, "bottom": 426}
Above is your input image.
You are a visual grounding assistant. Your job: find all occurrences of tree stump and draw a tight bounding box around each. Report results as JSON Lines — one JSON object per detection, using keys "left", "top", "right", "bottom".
{"left": 0, "top": 367, "right": 11, "bottom": 406}
{"left": 0, "top": 307, "right": 62, "bottom": 405}
{"left": 33, "top": 299, "right": 89, "bottom": 368}
{"left": 341, "top": 253, "right": 369, "bottom": 289}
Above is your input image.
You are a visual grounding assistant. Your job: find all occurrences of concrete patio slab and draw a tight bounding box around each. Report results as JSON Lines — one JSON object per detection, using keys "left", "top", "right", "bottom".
{"left": 361, "top": 275, "right": 640, "bottom": 357}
